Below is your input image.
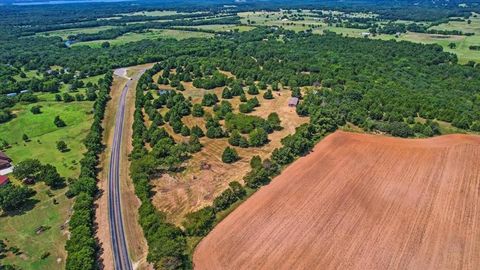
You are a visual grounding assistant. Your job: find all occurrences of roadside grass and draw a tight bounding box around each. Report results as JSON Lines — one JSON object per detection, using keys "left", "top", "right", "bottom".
{"left": 72, "top": 29, "right": 214, "bottom": 48}
{"left": 0, "top": 179, "right": 72, "bottom": 270}
{"left": 36, "top": 25, "right": 118, "bottom": 40}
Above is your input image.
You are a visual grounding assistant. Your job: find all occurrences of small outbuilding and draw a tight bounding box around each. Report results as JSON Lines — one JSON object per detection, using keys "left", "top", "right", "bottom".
{"left": 288, "top": 97, "right": 299, "bottom": 107}
{"left": 6, "top": 93, "right": 17, "bottom": 97}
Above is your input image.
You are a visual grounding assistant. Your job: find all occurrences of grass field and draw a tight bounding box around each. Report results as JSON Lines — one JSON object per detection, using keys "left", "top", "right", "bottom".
{"left": 72, "top": 29, "right": 214, "bottom": 48}
{"left": 0, "top": 180, "right": 72, "bottom": 270}
{"left": 37, "top": 26, "right": 117, "bottom": 40}
{"left": 1, "top": 101, "right": 93, "bottom": 177}
{"left": 177, "top": 24, "right": 255, "bottom": 32}
{"left": 0, "top": 98, "right": 94, "bottom": 269}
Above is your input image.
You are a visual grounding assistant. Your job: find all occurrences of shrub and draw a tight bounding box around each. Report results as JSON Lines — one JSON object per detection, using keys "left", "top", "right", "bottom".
{"left": 222, "top": 147, "right": 239, "bottom": 164}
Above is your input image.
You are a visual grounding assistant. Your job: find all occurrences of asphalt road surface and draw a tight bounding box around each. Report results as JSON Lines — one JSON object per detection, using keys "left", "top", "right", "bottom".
{"left": 108, "top": 71, "right": 143, "bottom": 270}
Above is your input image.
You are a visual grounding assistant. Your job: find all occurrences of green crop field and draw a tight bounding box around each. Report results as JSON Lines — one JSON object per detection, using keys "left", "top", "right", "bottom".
{"left": 72, "top": 29, "right": 214, "bottom": 48}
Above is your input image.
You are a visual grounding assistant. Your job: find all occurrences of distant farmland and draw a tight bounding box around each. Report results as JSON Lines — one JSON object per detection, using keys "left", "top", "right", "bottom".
{"left": 194, "top": 131, "right": 480, "bottom": 270}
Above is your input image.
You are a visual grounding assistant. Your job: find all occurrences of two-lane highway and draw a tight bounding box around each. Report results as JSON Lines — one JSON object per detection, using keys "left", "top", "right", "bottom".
{"left": 108, "top": 71, "right": 143, "bottom": 270}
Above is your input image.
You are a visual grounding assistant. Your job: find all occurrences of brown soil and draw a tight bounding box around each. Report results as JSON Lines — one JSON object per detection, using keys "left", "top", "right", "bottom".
{"left": 151, "top": 79, "right": 307, "bottom": 224}
{"left": 194, "top": 131, "right": 480, "bottom": 270}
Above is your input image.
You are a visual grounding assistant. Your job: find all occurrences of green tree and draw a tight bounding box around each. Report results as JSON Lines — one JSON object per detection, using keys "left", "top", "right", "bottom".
{"left": 0, "top": 184, "right": 35, "bottom": 212}
{"left": 39, "top": 164, "right": 65, "bottom": 189}
{"left": 56, "top": 140, "right": 69, "bottom": 152}
{"left": 13, "top": 159, "right": 42, "bottom": 180}
{"left": 267, "top": 112, "right": 282, "bottom": 130}
{"left": 249, "top": 128, "right": 268, "bottom": 147}
{"left": 30, "top": 105, "right": 42, "bottom": 114}
{"left": 22, "top": 133, "right": 29, "bottom": 142}
{"left": 263, "top": 89, "right": 274, "bottom": 99}
{"left": 182, "top": 207, "right": 215, "bottom": 236}
{"left": 247, "top": 85, "right": 259, "bottom": 95}
{"left": 54, "top": 116, "right": 66, "bottom": 127}
{"left": 222, "top": 147, "right": 239, "bottom": 164}
{"left": 191, "top": 125, "right": 205, "bottom": 138}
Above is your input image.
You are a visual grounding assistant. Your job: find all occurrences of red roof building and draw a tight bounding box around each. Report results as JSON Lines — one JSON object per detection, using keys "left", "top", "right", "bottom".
{"left": 0, "top": 175, "right": 9, "bottom": 186}
{"left": 0, "top": 151, "right": 12, "bottom": 170}
{"left": 0, "top": 151, "right": 11, "bottom": 162}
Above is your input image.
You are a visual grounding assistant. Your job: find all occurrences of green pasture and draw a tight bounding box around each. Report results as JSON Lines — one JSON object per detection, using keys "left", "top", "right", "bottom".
{"left": 72, "top": 29, "right": 214, "bottom": 48}
{"left": 0, "top": 179, "right": 72, "bottom": 270}
{"left": 37, "top": 26, "right": 118, "bottom": 40}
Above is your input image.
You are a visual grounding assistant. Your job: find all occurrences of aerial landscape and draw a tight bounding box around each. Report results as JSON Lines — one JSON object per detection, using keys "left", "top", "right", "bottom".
{"left": 0, "top": 0, "right": 479, "bottom": 269}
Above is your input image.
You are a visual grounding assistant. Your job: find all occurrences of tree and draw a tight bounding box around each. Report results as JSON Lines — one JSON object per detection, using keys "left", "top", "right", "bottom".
{"left": 250, "top": 155, "right": 262, "bottom": 169}
{"left": 222, "top": 147, "right": 239, "bottom": 164}
{"left": 22, "top": 133, "right": 29, "bottom": 142}
{"left": 182, "top": 206, "right": 215, "bottom": 236}
{"left": 101, "top": 41, "right": 110, "bottom": 48}
{"left": 191, "top": 125, "right": 205, "bottom": 138}
{"left": 247, "top": 85, "right": 259, "bottom": 95}
{"left": 39, "top": 164, "right": 65, "bottom": 188}
{"left": 448, "top": 42, "right": 456, "bottom": 49}
{"left": 201, "top": 93, "right": 218, "bottom": 107}
{"left": 228, "top": 130, "right": 242, "bottom": 146}
{"left": 213, "top": 188, "right": 237, "bottom": 212}
{"left": 54, "top": 116, "right": 66, "bottom": 127}
{"left": 263, "top": 89, "right": 273, "bottom": 99}
{"left": 180, "top": 125, "right": 190, "bottom": 136}
{"left": 192, "top": 104, "right": 204, "bottom": 117}
{"left": 30, "top": 105, "right": 42, "bottom": 114}
{"left": 188, "top": 135, "right": 202, "bottom": 153}
{"left": 56, "top": 140, "right": 69, "bottom": 152}
{"left": 267, "top": 112, "right": 282, "bottom": 130}
{"left": 222, "top": 87, "right": 233, "bottom": 99}
{"left": 291, "top": 87, "right": 302, "bottom": 98}
{"left": 229, "top": 181, "right": 246, "bottom": 199}
{"left": 249, "top": 128, "right": 268, "bottom": 147}
{"left": 13, "top": 159, "right": 42, "bottom": 180}
{"left": 0, "top": 184, "right": 34, "bottom": 212}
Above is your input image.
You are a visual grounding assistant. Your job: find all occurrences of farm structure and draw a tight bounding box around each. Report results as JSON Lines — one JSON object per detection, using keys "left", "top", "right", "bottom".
{"left": 0, "top": 175, "right": 9, "bottom": 186}
{"left": 287, "top": 97, "right": 299, "bottom": 107}
{"left": 194, "top": 131, "right": 480, "bottom": 270}
{"left": 0, "top": 151, "right": 12, "bottom": 174}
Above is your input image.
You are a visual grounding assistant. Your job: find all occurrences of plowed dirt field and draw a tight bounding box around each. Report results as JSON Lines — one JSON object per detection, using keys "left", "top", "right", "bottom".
{"left": 194, "top": 131, "right": 480, "bottom": 270}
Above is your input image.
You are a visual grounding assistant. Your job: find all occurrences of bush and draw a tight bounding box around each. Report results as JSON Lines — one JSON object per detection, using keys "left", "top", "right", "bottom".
{"left": 248, "top": 128, "right": 268, "bottom": 147}
{"left": 192, "top": 104, "right": 204, "bottom": 117}
{"left": 182, "top": 206, "right": 215, "bottom": 236}
{"left": 222, "top": 147, "right": 239, "bottom": 164}
{"left": 30, "top": 105, "right": 42, "bottom": 114}
{"left": 191, "top": 125, "right": 205, "bottom": 137}
{"left": 263, "top": 89, "right": 273, "bottom": 99}
{"left": 54, "top": 116, "right": 66, "bottom": 127}
{"left": 56, "top": 140, "right": 69, "bottom": 152}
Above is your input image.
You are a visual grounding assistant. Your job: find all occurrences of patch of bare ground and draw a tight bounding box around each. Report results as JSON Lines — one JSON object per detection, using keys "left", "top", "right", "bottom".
{"left": 97, "top": 64, "right": 153, "bottom": 270}
{"left": 151, "top": 78, "right": 307, "bottom": 224}
{"left": 194, "top": 131, "right": 480, "bottom": 270}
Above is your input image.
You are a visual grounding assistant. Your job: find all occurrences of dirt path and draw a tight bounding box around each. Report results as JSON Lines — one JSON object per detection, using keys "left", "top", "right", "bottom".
{"left": 97, "top": 64, "right": 153, "bottom": 270}
{"left": 194, "top": 131, "right": 480, "bottom": 270}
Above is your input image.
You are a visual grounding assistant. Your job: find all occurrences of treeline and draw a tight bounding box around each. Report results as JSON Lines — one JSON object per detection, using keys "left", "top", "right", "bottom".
{"left": 130, "top": 64, "right": 190, "bottom": 269}
{"left": 64, "top": 72, "right": 113, "bottom": 270}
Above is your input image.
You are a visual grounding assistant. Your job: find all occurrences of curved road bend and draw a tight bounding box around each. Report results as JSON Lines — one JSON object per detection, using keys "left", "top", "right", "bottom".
{"left": 108, "top": 70, "right": 145, "bottom": 270}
